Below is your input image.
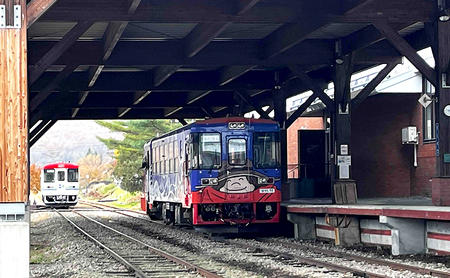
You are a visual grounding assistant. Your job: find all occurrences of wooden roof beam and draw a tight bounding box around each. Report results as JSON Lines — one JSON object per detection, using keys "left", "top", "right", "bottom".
{"left": 178, "top": 119, "right": 188, "bottom": 126}
{"left": 342, "top": 22, "right": 414, "bottom": 55}
{"left": 164, "top": 107, "right": 183, "bottom": 117}
{"left": 27, "top": 0, "right": 58, "bottom": 28}
{"left": 88, "top": 1, "right": 142, "bottom": 87}
{"left": 115, "top": 90, "right": 151, "bottom": 117}
{"left": 263, "top": 0, "right": 373, "bottom": 59}
{"left": 201, "top": 107, "right": 215, "bottom": 118}
{"left": 133, "top": 90, "right": 152, "bottom": 105}
{"left": 30, "top": 119, "right": 57, "bottom": 147}
{"left": 286, "top": 95, "right": 317, "bottom": 128}
{"left": 372, "top": 21, "right": 437, "bottom": 87}
{"left": 352, "top": 62, "right": 398, "bottom": 108}
{"left": 186, "top": 91, "right": 212, "bottom": 105}
{"left": 30, "top": 62, "right": 79, "bottom": 112}
{"left": 28, "top": 21, "right": 94, "bottom": 85}
{"left": 288, "top": 64, "right": 335, "bottom": 111}
{"left": 185, "top": 22, "right": 232, "bottom": 59}
{"left": 153, "top": 66, "right": 181, "bottom": 87}
{"left": 127, "top": 0, "right": 142, "bottom": 14}
{"left": 219, "top": 66, "right": 256, "bottom": 86}
{"left": 235, "top": 90, "right": 271, "bottom": 119}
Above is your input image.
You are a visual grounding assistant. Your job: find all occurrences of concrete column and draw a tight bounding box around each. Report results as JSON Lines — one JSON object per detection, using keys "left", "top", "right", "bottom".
{"left": 380, "top": 215, "right": 426, "bottom": 255}
{"left": 287, "top": 213, "right": 316, "bottom": 239}
{"left": 0, "top": 222, "right": 29, "bottom": 278}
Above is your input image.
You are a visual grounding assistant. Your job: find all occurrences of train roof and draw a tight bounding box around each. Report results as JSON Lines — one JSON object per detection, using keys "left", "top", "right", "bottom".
{"left": 43, "top": 162, "right": 78, "bottom": 169}
{"left": 195, "top": 117, "right": 277, "bottom": 125}
{"left": 145, "top": 117, "right": 279, "bottom": 146}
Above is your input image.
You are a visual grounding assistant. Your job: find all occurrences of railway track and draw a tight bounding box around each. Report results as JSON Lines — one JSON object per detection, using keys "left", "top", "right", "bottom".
{"left": 55, "top": 208, "right": 223, "bottom": 278}
{"left": 255, "top": 238, "right": 450, "bottom": 278}
{"left": 79, "top": 200, "right": 450, "bottom": 277}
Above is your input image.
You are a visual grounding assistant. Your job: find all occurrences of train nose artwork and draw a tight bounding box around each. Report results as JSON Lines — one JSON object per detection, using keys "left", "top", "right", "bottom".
{"left": 142, "top": 117, "right": 282, "bottom": 232}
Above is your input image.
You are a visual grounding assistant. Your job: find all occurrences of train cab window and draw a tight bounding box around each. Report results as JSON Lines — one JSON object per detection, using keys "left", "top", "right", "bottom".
{"left": 44, "top": 169, "right": 55, "bottom": 182}
{"left": 199, "top": 133, "right": 221, "bottom": 169}
{"left": 58, "top": 171, "right": 65, "bottom": 181}
{"left": 228, "top": 138, "right": 247, "bottom": 165}
{"left": 189, "top": 134, "right": 199, "bottom": 169}
{"left": 253, "top": 132, "right": 281, "bottom": 168}
{"left": 68, "top": 169, "right": 78, "bottom": 182}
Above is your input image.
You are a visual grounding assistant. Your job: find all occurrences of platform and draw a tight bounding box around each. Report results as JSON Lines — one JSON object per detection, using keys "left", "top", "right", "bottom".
{"left": 283, "top": 197, "right": 450, "bottom": 256}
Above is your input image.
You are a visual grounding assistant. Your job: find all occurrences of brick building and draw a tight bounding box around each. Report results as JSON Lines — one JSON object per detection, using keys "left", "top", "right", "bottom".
{"left": 287, "top": 55, "right": 436, "bottom": 199}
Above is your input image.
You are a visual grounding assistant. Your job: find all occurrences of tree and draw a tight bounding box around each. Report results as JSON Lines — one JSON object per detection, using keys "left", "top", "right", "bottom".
{"left": 77, "top": 154, "right": 115, "bottom": 187}
{"left": 30, "top": 164, "right": 41, "bottom": 194}
{"left": 96, "top": 120, "right": 181, "bottom": 192}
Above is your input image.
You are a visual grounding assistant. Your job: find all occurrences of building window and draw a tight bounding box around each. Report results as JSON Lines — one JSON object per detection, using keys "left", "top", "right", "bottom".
{"left": 423, "top": 79, "right": 435, "bottom": 141}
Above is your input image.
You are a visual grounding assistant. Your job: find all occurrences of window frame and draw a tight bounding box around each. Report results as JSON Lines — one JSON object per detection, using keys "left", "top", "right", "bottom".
{"left": 228, "top": 138, "right": 247, "bottom": 166}
{"left": 423, "top": 78, "right": 436, "bottom": 142}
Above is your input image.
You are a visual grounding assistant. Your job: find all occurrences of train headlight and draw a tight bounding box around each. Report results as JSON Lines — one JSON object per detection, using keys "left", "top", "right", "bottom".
{"left": 201, "top": 178, "right": 218, "bottom": 185}
{"left": 201, "top": 178, "right": 210, "bottom": 185}
{"left": 258, "top": 177, "right": 274, "bottom": 184}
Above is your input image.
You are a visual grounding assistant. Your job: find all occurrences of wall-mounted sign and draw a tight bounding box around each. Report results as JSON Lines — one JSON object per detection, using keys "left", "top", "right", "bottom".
{"left": 444, "top": 105, "right": 450, "bottom": 117}
{"left": 340, "top": 145, "right": 348, "bottom": 155}
{"left": 445, "top": 154, "right": 450, "bottom": 163}
{"left": 337, "top": 155, "right": 351, "bottom": 166}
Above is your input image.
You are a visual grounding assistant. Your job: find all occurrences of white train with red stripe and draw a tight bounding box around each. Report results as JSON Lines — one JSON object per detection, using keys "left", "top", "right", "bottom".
{"left": 41, "top": 162, "right": 79, "bottom": 207}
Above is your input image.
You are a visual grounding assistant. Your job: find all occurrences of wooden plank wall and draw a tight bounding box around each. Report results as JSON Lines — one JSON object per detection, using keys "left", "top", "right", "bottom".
{"left": 0, "top": 0, "right": 28, "bottom": 202}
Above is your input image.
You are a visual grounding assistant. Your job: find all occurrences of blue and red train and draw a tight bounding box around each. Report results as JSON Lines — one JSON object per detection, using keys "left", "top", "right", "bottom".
{"left": 141, "top": 117, "right": 282, "bottom": 232}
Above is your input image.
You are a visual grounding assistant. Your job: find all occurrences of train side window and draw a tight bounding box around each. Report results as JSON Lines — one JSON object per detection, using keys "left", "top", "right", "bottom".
{"left": 228, "top": 138, "right": 247, "bottom": 165}
{"left": 58, "top": 171, "right": 65, "bottom": 181}
{"left": 44, "top": 169, "right": 55, "bottom": 182}
{"left": 169, "top": 141, "right": 174, "bottom": 173}
{"left": 68, "top": 169, "right": 78, "bottom": 182}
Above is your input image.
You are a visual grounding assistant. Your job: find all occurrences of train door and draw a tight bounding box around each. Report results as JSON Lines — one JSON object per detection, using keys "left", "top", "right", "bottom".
{"left": 57, "top": 169, "right": 66, "bottom": 190}
{"left": 227, "top": 135, "right": 248, "bottom": 167}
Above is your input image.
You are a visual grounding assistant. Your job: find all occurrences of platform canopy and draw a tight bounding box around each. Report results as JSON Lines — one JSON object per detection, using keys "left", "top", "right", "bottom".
{"left": 28, "top": 0, "right": 436, "bottom": 127}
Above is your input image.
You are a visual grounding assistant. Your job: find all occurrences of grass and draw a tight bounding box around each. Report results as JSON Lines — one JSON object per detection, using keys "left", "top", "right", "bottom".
{"left": 86, "top": 182, "right": 141, "bottom": 210}
{"left": 30, "top": 244, "right": 62, "bottom": 264}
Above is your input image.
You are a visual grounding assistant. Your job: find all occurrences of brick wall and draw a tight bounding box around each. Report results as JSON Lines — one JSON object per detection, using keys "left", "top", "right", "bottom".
{"left": 286, "top": 93, "right": 436, "bottom": 199}
{"left": 287, "top": 117, "right": 324, "bottom": 178}
{"left": 352, "top": 94, "right": 425, "bottom": 198}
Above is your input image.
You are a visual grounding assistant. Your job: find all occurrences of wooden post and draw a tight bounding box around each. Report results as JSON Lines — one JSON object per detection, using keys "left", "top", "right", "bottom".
{"left": 431, "top": 16, "right": 450, "bottom": 205}
{"left": 274, "top": 89, "right": 287, "bottom": 184}
{"left": 0, "top": 0, "right": 28, "bottom": 203}
{"left": 332, "top": 53, "right": 358, "bottom": 204}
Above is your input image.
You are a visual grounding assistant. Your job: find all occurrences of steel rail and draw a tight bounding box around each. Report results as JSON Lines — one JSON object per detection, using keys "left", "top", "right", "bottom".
{"left": 70, "top": 209, "right": 223, "bottom": 278}
{"left": 80, "top": 200, "right": 450, "bottom": 277}
{"left": 225, "top": 239, "right": 390, "bottom": 278}
{"left": 54, "top": 208, "right": 148, "bottom": 278}
{"left": 257, "top": 238, "right": 450, "bottom": 278}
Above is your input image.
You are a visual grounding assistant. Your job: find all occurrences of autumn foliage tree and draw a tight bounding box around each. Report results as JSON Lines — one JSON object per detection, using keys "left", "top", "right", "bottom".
{"left": 77, "top": 154, "right": 115, "bottom": 187}
{"left": 30, "top": 164, "right": 41, "bottom": 194}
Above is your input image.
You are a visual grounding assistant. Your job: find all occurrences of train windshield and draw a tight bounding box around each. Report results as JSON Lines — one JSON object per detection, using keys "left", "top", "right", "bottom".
{"left": 253, "top": 132, "right": 280, "bottom": 168}
{"left": 190, "top": 133, "right": 221, "bottom": 169}
{"left": 43, "top": 169, "right": 55, "bottom": 182}
{"left": 228, "top": 138, "right": 247, "bottom": 165}
{"left": 68, "top": 169, "right": 78, "bottom": 182}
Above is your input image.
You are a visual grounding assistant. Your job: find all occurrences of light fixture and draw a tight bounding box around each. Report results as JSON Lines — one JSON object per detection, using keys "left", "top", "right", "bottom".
{"left": 439, "top": 9, "right": 450, "bottom": 22}
{"left": 335, "top": 58, "right": 344, "bottom": 65}
{"left": 439, "top": 0, "right": 450, "bottom": 22}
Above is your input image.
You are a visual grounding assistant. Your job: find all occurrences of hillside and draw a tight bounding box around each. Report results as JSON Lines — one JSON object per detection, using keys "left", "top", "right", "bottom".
{"left": 30, "top": 120, "right": 123, "bottom": 166}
